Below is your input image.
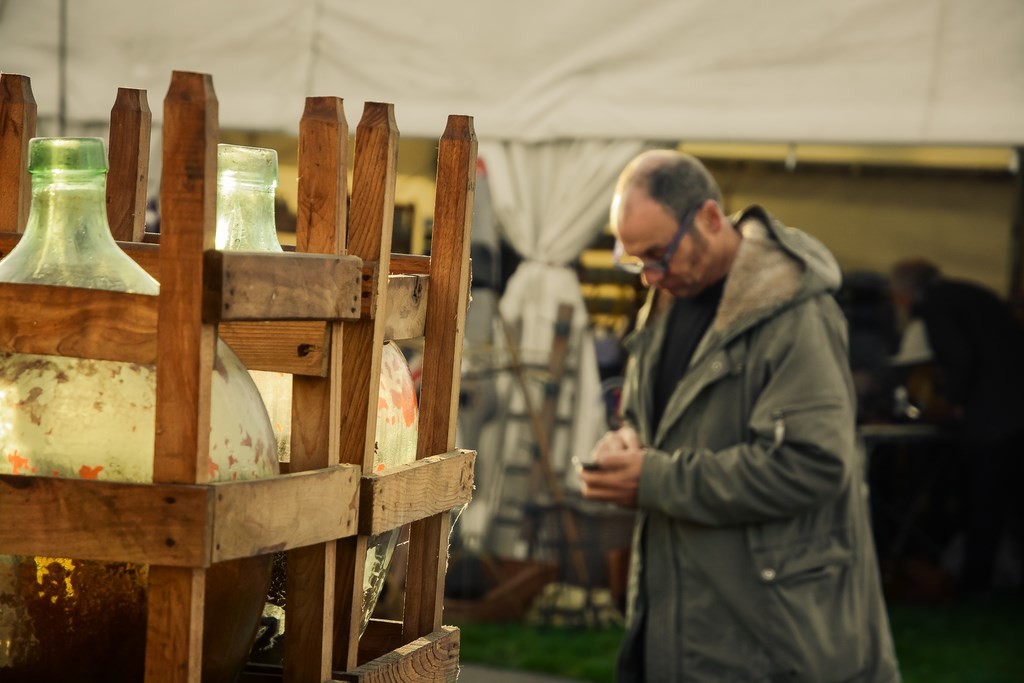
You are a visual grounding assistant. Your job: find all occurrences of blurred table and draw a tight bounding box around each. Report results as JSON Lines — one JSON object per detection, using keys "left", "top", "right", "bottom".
{"left": 858, "top": 421, "right": 959, "bottom": 560}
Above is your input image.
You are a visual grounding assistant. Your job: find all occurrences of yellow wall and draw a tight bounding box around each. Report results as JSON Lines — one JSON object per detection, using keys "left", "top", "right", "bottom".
{"left": 707, "top": 162, "right": 1017, "bottom": 295}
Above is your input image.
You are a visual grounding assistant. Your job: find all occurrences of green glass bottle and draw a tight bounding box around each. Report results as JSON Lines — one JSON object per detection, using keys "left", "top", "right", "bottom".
{"left": 0, "top": 137, "right": 278, "bottom": 682}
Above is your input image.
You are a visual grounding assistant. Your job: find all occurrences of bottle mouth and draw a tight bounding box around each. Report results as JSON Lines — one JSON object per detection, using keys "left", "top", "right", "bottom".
{"left": 29, "top": 137, "right": 108, "bottom": 175}
{"left": 217, "top": 144, "right": 278, "bottom": 190}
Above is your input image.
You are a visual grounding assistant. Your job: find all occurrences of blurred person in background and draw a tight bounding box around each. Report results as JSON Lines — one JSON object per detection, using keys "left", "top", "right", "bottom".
{"left": 889, "top": 259, "right": 1024, "bottom": 596}
{"left": 579, "top": 149, "right": 899, "bottom": 682}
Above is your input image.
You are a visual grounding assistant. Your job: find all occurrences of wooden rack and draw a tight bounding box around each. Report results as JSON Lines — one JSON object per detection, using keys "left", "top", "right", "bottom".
{"left": 0, "top": 70, "right": 475, "bottom": 682}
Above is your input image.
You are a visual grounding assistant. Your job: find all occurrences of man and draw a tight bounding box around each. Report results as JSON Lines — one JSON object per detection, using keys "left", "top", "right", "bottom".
{"left": 580, "top": 150, "right": 900, "bottom": 682}
{"left": 889, "top": 259, "right": 1024, "bottom": 595}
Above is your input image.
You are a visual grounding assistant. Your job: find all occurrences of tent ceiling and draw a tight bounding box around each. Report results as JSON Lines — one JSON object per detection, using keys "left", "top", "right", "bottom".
{"left": 1, "top": 0, "right": 1023, "bottom": 144}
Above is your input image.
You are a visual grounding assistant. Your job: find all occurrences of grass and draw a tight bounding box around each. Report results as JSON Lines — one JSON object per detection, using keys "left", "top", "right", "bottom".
{"left": 454, "top": 593, "right": 1024, "bottom": 682}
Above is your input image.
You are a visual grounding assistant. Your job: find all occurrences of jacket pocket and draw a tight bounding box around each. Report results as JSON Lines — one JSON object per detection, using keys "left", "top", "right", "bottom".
{"left": 748, "top": 528, "right": 867, "bottom": 682}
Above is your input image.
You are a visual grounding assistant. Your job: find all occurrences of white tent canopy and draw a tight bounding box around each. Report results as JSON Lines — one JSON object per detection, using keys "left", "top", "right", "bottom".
{"left": 2, "top": 0, "right": 1022, "bottom": 145}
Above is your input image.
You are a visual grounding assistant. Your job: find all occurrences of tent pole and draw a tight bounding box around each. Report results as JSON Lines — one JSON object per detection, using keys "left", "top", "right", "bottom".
{"left": 58, "top": 0, "right": 67, "bottom": 135}
{"left": 1009, "top": 147, "right": 1024, "bottom": 306}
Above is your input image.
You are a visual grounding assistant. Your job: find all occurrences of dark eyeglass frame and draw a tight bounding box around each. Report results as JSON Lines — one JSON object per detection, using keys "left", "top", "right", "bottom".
{"left": 613, "top": 204, "right": 699, "bottom": 275}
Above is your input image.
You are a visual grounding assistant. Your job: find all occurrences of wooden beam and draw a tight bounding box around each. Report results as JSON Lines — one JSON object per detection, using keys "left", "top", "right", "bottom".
{"left": 332, "top": 627, "right": 460, "bottom": 683}
{"left": 0, "top": 282, "right": 158, "bottom": 363}
{"left": 148, "top": 69, "right": 219, "bottom": 683}
{"left": 388, "top": 253, "right": 430, "bottom": 275}
{"left": 218, "top": 320, "right": 329, "bottom": 376}
{"left": 359, "top": 450, "right": 475, "bottom": 536}
{"left": 0, "top": 474, "right": 210, "bottom": 566}
{"left": 405, "top": 115, "right": 476, "bottom": 639}
{"left": 107, "top": 87, "right": 152, "bottom": 242}
{"left": 287, "top": 95, "right": 349, "bottom": 683}
{"left": 210, "top": 465, "right": 360, "bottom": 563}
{"left": 334, "top": 101, "right": 399, "bottom": 670}
{"left": 0, "top": 73, "right": 36, "bottom": 234}
{"left": 202, "top": 250, "right": 362, "bottom": 322}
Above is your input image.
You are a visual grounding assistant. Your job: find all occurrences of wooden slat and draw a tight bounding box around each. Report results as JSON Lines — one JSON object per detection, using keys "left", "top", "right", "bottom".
{"left": 332, "top": 627, "right": 460, "bottom": 683}
{"left": 382, "top": 274, "right": 429, "bottom": 340}
{"left": 210, "top": 465, "right": 360, "bottom": 563}
{"left": 148, "top": 69, "right": 219, "bottom": 683}
{"left": 146, "top": 567, "right": 207, "bottom": 683}
{"left": 0, "top": 474, "right": 210, "bottom": 566}
{"left": 218, "top": 320, "right": 329, "bottom": 375}
{"left": 359, "top": 450, "right": 475, "bottom": 536}
{"left": 287, "top": 95, "right": 349, "bottom": 683}
{"left": 0, "top": 282, "right": 158, "bottom": 363}
{"left": 334, "top": 101, "right": 399, "bottom": 671}
{"left": 405, "top": 115, "right": 476, "bottom": 639}
{"left": 359, "top": 268, "right": 429, "bottom": 340}
{"left": 356, "top": 619, "right": 405, "bottom": 665}
{"left": 0, "top": 73, "right": 36, "bottom": 234}
{"left": 203, "top": 250, "right": 362, "bottom": 322}
{"left": 388, "top": 253, "right": 430, "bottom": 275}
{"left": 154, "top": 69, "right": 218, "bottom": 484}
{"left": 107, "top": 87, "right": 152, "bottom": 242}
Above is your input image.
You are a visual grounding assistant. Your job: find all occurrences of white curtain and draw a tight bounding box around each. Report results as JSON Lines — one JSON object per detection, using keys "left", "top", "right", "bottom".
{"left": 474, "top": 138, "right": 646, "bottom": 558}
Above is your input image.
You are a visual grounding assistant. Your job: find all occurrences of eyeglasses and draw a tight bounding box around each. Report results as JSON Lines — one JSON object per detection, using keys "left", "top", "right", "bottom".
{"left": 613, "top": 204, "right": 699, "bottom": 275}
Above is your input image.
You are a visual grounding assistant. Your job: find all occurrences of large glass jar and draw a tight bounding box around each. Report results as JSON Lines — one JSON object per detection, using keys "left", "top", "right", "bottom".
{"left": 0, "top": 137, "right": 279, "bottom": 683}
{"left": 215, "top": 145, "right": 420, "bottom": 655}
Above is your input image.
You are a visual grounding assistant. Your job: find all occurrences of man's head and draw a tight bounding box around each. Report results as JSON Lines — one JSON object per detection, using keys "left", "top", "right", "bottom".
{"left": 889, "top": 258, "right": 941, "bottom": 322}
{"left": 610, "top": 150, "right": 740, "bottom": 298}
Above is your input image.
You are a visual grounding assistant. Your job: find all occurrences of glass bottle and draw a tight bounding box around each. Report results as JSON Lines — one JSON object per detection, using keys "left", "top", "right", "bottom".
{"left": 0, "top": 137, "right": 278, "bottom": 683}
{"left": 215, "top": 145, "right": 420, "bottom": 658}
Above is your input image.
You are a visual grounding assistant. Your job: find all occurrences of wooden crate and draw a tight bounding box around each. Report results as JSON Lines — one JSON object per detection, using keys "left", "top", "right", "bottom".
{"left": 0, "top": 70, "right": 476, "bottom": 683}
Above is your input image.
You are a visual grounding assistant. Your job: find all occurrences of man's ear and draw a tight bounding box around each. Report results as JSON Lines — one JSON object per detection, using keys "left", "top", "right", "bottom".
{"left": 700, "top": 199, "right": 724, "bottom": 233}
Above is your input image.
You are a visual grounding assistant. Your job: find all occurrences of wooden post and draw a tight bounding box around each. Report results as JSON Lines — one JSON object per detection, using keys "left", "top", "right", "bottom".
{"left": 404, "top": 115, "right": 476, "bottom": 639}
{"left": 0, "top": 73, "right": 36, "bottom": 234}
{"left": 286, "top": 95, "right": 349, "bottom": 683}
{"left": 107, "top": 87, "right": 152, "bottom": 242}
{"left": 333, "top": 101, "right": 399, "bottom": 670}
{"left": 147, "top": 70, "right": 219, "bottom": 683}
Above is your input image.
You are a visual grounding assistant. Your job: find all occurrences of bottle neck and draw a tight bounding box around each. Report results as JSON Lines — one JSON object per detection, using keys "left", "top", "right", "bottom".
{"left": 216, "top": 184, "right": 282, "bottom": 252}
{"left": 0, "top": 171, "right": 158, "bottom": 293}
{"left": 25, "top": 172, "right": 113, "bottom": 245}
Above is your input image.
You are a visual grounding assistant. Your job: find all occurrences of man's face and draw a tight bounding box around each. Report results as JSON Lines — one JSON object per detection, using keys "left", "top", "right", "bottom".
{"left": 615, "top": 187, "right": 712, "bottom": 298}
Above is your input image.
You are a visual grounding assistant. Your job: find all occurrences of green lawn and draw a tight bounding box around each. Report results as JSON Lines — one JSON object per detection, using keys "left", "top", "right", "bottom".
{"left": 455, "top": 593, "right": 1024, "bottom": 682}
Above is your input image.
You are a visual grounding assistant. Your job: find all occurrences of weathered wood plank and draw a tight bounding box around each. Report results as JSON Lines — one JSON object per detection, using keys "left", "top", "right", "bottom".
{"left": 388, "top": 253, "right": 430, "bottom": 275}
{"left": 0, "top": 73, "right": 36, "bottom": 234}
{"left": 149, "top": 68, "right": 219, "bottom": 683}
{"left": 107, "top": 87, "right": 152, "bottom": 242}
{"left": 154, "top": 69, "right": 217, "bottom": 485}
{"left": 356, "top": 619, "right": 404, "bottom": 665}
{"left": 359, "top": 271, "right": 429, "bottom": 340}
{"left": 332, "top": 626, "right": 460, "bottom": 683}
{"left": 218, "top": 320, "right": 329, "bottom": 376}
{"left": 202, "top": 250, "right": 362, "bottom": 322}
{"left": 359, "top": 450, "right": 475, "bottom": 536}
{"left": 0, "top": 282, "right": 158, "bottom": 363}
{"left": 210, "top": 465, "right": 360, "bottom": 563}
{"left": 287, "top": 95, "right": 349, "bottom": 683}
{"left": 334, "top": 101, "right": 399, "bottom": 670}
{"left": 146, "top": 567, "right": 206, "bottom": 683}
{"left": 0, "top": 474, "right": 210, "bottom": 566}
{"left": 405, "top": 115, "right": 476, "bottom": 639}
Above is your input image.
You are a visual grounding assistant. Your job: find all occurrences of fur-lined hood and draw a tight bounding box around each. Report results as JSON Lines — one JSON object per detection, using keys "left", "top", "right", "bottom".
{"left": 714, "top": 205, "right": 841, "bottom": 335}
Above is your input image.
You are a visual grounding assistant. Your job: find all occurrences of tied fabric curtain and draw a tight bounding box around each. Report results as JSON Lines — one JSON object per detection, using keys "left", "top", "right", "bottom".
{"left": 474, "top": 138, "right": 647, "bottom": 557}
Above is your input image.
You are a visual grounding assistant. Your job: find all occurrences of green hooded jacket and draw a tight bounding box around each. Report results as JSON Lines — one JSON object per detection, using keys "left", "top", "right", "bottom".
{"left": 617, "top": 206, "right": 901, "bottom": 682}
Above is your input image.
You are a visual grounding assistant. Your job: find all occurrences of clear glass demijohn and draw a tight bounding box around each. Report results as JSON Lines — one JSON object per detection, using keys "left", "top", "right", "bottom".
{"left": 0, "top": 137, "right": 279, "bottom": 683}
{"left": 215, "top": 144, "right": 419, "bottom": 650}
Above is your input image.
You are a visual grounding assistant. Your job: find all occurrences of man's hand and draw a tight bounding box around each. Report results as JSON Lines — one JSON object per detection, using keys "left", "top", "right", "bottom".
{"left": 579, "top": 427, "right": 645, "bottom": 508}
